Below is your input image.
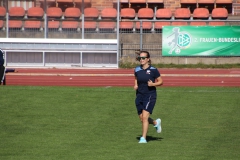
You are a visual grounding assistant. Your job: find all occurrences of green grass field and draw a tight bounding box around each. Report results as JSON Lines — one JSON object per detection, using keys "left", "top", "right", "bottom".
{"left": 0, "top": 86, "right": 240, "bottom": 160}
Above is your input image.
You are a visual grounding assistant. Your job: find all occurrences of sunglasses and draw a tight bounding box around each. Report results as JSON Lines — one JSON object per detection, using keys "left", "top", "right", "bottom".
{"left": 137, "top": 56, "right": 148, "bottom": 60}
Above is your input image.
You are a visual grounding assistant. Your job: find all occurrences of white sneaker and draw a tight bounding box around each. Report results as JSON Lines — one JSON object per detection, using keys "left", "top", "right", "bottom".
{"left": 138, "top": 137, "right": 147, "bottom": 143}
{"left": 154, "top": 118, "right": 162, "bottom": 133}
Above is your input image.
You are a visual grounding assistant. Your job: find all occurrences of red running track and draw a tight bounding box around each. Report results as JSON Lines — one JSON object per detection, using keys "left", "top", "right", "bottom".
{"left": 5, "top": 68, "right": 240, "bottom": 87}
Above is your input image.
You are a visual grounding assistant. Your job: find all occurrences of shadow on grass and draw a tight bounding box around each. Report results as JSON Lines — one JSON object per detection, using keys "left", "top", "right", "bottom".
{"left": 137, "top": 135, "right": 163, "bottom": 142}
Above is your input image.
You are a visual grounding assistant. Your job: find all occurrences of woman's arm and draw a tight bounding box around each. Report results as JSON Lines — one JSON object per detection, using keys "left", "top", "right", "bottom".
{"left": 148, "top": 76, "right": 163, "bottom": 87}
{"left": 134, "top": 76, "right": 138, "bottom": 90}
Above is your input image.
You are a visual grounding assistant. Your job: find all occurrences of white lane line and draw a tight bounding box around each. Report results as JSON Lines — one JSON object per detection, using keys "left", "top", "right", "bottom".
{"left": 6, "top": 73, "right": 240, "bottom": 77}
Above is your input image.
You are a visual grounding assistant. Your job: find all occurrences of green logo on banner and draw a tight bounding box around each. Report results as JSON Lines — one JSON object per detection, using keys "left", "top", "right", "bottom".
{"left": 167, "top": 27, "right": 192, "bottom": 54}
{"left": 162, "top": 26, "right": 240, "bottom": 56}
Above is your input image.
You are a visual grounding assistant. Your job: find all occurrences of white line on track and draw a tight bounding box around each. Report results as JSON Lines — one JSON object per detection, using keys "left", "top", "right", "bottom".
{"left": 7, "top": 73, "right": 240, "bottom": 77}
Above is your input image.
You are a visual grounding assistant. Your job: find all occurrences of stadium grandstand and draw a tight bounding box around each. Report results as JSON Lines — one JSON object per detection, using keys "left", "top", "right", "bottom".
{"left": 0, "top": 0, "right": 239, "bottom": 68}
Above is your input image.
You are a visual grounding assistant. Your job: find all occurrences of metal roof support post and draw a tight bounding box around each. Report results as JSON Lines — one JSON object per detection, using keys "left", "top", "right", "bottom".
{"left": 5, "top": 0, "right": 8, "bottom": 38}
{"left": 44, "top": 0, "right": 48, "bottom": 38}
{"left": 117, "top": 0, "right": 120, "bottom": 68}
{"left": 82, "top": 0, "right": 84, "bottom": 39}
{"left": 140, "top": 20, "right": 143, "bottom": 51}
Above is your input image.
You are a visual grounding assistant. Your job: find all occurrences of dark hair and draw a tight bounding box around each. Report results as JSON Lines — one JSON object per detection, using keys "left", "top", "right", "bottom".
{"left": 135, "top": 50, "right": 151, "bottom": 64}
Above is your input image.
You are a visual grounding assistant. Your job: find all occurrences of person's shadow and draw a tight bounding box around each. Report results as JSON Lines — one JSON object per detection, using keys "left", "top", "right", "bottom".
{"left": 136, "top": 135, "right": 163, "bottom": 142}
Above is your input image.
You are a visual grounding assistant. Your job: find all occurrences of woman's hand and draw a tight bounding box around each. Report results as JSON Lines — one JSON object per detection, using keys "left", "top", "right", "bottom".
{"left": 134, "top": 85, "right": 138, "bottom": 90}
{"left": 148, "top": 79, "right": 154, "bottom": 87}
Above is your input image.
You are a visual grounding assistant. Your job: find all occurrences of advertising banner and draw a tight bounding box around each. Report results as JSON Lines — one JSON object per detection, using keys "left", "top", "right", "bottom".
{"left": 162, "top": 26, "right": 240, "bottom": 56}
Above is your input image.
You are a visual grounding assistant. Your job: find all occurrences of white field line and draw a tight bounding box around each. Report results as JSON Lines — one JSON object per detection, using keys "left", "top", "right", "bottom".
{"left": 6, "top": 73, "right": 240, "bottom": 77}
